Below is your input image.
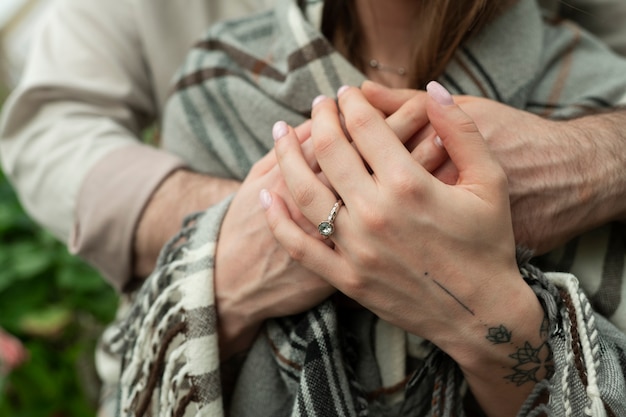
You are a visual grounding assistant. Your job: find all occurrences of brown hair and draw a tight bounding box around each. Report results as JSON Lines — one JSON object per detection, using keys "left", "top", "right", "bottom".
{"left": 320, "top": 0, "right": 516, "bottom": 88}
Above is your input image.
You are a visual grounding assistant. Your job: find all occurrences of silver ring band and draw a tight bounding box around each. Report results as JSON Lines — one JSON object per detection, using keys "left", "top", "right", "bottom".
{"left": 318, "top": 199, "right": 342, "bottom": 238}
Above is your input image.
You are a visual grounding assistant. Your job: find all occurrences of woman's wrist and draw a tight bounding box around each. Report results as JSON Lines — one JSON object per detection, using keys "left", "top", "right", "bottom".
{"left": 444, "top": 270, "right": 552, "bottom": 417}
{"left": 216, "top": 297, "right": 263, "bottom": 361}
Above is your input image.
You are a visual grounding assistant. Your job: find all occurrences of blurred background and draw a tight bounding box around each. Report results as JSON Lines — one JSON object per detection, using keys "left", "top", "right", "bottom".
{"left": 0, "top": 1, "right": 119, "bottom": 416}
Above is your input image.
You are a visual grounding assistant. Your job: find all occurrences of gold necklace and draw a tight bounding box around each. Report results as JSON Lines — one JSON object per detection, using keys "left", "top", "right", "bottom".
{"left": 368, "top": 59, "right": 407, "bottom": 76}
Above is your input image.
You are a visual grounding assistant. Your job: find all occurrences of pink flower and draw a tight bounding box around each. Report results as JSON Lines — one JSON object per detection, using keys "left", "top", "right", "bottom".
{"left": 0, "top": 328, "right": 28, "bottom": 375}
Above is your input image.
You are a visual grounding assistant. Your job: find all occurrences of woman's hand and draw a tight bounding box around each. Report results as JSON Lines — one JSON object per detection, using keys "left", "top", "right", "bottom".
{"left": 266, "top": 82, "right": 522, "bottom": 349}
{"left": 215, "top": 91, "right": 433, "bottom": 359}
{"left": 215, "top": 121, "right": 335, "bottom": 359}
{"left": 263, "top": 82, "right": 549, "bottom": 417}
{"left": 362, "top": 81, "right": 621, "bottom": 254}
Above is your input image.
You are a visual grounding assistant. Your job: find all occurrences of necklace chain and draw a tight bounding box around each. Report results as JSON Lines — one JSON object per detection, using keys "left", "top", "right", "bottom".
{"left": 368, "top": 59, "right": 407, "bottom": 76}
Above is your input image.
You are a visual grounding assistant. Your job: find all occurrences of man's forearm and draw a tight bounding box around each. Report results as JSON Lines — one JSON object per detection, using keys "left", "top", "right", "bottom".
{"left": 537, "top": 108, "right": 626, "bottom": 242}
{"left": 566, "top": 106, "right": 626, "bottom": 225}
{"left": 133, "top": 169, "right": 240, "bottom": 280}
{"left": 458, "top": 98, "right": 626, "bottom": 254}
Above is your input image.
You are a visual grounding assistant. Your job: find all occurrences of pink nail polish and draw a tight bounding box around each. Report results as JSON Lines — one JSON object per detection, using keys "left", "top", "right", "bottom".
{"left": 259, "top": 189, "right": 272, "bottom": 209}
{"left": 312, "top": 95, "right": 326, "bottom": 107}
{"left": 434, "top": 136, "right": 444, "bottom": 148}
{"left": 426, "top": 81, "right": 454, "bottom": 106}
{"left": 272, "top": 121, "right": 288, "bottom": 141}
{"left": 337, "top": 85, "right": 350, "bottom": 97}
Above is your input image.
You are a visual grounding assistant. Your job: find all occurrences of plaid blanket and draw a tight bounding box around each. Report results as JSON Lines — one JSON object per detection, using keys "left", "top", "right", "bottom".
{"left": 98, "top": 0, "right": 626, "bottom": 415}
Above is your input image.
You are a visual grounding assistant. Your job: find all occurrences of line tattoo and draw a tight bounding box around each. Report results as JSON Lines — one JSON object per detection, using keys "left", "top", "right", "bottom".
{"left": 486, "top": 324, "right": 512, "bottom": 344}
{"left": 432, "top": 279, "right": 475, "bottom": 316}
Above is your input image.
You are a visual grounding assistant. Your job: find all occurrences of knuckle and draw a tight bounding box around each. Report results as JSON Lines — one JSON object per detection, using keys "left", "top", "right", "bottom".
{"left": 400, "top": 98, "right": 428, "bottom": 128}
{"left": 360, "top": 209, "right": 388, "bottom": 233}
{"left": 387, "top": 169, "right": 421, "bottom": 196}
{"left": 455, "top": 116, "right": 481, "bottom": 135}
{"left": 354, "top": 245, "right": 382, "bottom": 270}
{"left": 292, "top": 182, "right": 317, "bottom": 208}
{"left": 313, "top": 132, "right": 337, "bottom": 159}
{"left": 345, "top": 110, "right": 376, "bottom": 134}
{"left": 284, "top": 236, "right": 308, "bottom": 262}
{"left": 341, "top": 272, "right": 368, "bottom": 299}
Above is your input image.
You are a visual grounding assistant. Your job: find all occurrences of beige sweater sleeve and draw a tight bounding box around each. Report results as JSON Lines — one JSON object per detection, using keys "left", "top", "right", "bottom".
{"left": 0, "top": 0, "right": 275, "bottom": 290}
{"left": 0, "top": 0, "right": 178, "bottom": 290}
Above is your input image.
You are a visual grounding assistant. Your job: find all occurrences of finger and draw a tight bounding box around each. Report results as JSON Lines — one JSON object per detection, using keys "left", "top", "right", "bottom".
{"left": 262, "top": 189, "right": 350, "bottom": 279}
{"left": 293, "top": 120, "right": 320, "bottom": 172}
{"left": 432, "top": 160, "right": 459, "bottom": 185}
{"left": 252, "top": 120, "right": 312, "bottom": 175}
{"left": 294, "top": 119, "right": 312, "bottom": 142}
{"left": 273, "top": 120, "right": 340, "bottom": 228}
{"left": 363, "top": 84, "right": 441, "bottom": 169}
{"left": 337, "top": 86, "right": 417, "bottom": 182}
{"left": 362, "top": 80, "right": 431, "bottom": 147}
{"left": 426, "top": 81, "right": 503, "bottom": 191}
{"left": 310, "top": 94, "right": 372, "bottom": 200}
{"left": 411, "top": 133, "right": 449, "bottom": 173}
{"left": 361, "top": 80, "right": 420, "bottom": 115}
{"left": 384, "top": 90, "right": 430, "bottom": 145}
{"left": 269, "top": 119, "right": 319, "bottom": 173}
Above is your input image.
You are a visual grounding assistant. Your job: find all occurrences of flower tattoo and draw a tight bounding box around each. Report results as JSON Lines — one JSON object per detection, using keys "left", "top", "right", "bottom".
{"left": 486, "top": 324, "right": 512, "bottom": 344}
{"left": 505, "top": 342, "right": 554, "bottom": 386}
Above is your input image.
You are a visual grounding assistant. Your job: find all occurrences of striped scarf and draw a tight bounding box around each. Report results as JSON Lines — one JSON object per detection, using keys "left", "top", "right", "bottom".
{"left": 99, "top": 0, "right": 626, "bottom": 415}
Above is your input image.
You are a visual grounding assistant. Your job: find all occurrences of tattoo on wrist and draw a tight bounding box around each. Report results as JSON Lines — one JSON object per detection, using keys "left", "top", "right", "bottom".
{"left": 432, "top": 278, "right": 475, "bottom": 316}
{"left": 485, "top": 321, "right": 554, "bottom": 386}
{"left": 505, "top": 341, "right": 554, "bottom": 386}
{"left": 429, "top": 274, "right": 555, "bottom": 386}
{"left": 486, "top": 325, "right": 512, "bottom": 344}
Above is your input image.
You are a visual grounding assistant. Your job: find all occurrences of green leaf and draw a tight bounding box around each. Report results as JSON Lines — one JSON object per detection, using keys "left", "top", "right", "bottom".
{"left": 6, "top": 241, "right": 55, "bottom": 279}
{"left": 19, "top": 306, "right": 73, "bottom": 338}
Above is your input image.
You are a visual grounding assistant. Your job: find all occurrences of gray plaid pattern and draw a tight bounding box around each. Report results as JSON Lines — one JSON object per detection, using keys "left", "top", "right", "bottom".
{"left": 99, "top": 0, "right": 626, "bottom": 415}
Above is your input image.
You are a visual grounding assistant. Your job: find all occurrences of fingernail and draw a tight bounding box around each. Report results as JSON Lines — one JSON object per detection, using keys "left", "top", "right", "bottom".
{"left": 337, "top": 85, "right": 350, "bottom": 97}
{"left": 312, "top": 95, "right": 326, "bottom": 107}
{"left": 259, "top": 189, "right": 272, "bottom": 209}
{"left": 434, "top": 136, "right": 444, "bottom": 148}
{"left": 426, "top": 81, "right": 454, "bottom": 106}
{"left": 272, "top": 121, "right": 288, "bottom": 141}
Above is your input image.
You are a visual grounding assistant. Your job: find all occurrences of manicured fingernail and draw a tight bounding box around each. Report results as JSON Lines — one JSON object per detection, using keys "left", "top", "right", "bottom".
{"left": 426, "top": 81, "right": 454, "bottom": 106}
{"left": 312, "top": 95, "right": 326, "bottom": 107}
{"left": 272, "top": 121, "right": 288, "bottom": 141}
{"left": 337, "top": 85, "right": 350, "bottom": 97}
{"left": 434, "top": 136, "right": 444, "bottom": 148}
{"left": 259, "top": 189, "right": 272, "bottom": 209}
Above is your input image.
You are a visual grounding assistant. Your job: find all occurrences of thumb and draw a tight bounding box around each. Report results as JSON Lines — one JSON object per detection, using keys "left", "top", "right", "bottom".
{"left": 425, "top": 81, "right": 502, "bottom": 189}
{"left": 361, "top": 80, "right": 421, "bottom": 115}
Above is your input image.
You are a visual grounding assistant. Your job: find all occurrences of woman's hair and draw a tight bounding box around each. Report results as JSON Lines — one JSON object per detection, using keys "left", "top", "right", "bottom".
{"left": 319, "top": 0, "right": 516, "bottom": 89}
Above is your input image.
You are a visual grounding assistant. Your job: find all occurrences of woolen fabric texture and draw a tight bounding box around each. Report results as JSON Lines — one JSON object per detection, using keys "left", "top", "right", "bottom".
{"left": 98, "top": 0, "right": 626, "bottom": 415}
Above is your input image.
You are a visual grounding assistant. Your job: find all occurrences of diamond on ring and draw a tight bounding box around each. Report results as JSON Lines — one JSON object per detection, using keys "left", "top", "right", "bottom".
{"left": 318, "top": 199, "right": 342, "bottom": 238}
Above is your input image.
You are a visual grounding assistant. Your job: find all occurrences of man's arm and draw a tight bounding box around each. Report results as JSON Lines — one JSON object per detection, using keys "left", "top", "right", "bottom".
{"left": 362, "top": 82, "right": 626, "bottom": 255}
{"left": 456, "top": 99, "right": 626, "bottom": 254}
{"left": 133, "top": 169, "right": 239, "bottom": 279}
{"left": 0, "top": 0, "right": 252, "bottom": 290}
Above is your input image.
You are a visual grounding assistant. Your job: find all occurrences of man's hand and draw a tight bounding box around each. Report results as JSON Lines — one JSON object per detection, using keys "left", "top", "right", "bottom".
{"left": 363, "top": 81, "right": 626, "bottom": 254}
{"left": 454, "top": 96, "right": 626, "bottom": 253}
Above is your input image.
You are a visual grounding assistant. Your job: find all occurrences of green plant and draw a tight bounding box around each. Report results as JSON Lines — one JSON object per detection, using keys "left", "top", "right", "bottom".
{"left": 0, "top": 163, "right": 118, "bottom": 415}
